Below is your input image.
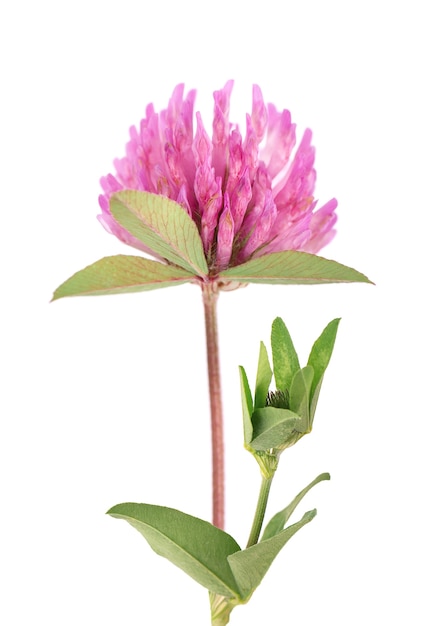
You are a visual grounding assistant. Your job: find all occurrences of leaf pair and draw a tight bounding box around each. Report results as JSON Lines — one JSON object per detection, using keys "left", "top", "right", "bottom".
{"left": 52, "top": 192, "right": 204, "bottom": 300}
{"left": 240, "top": 318, "right": 340, "bottom": 457}
{"left": 52, "top": 190, "right": 371, "bottom": 300}
{"left": 107, "top": 473, "right": 328, "bottom": 603}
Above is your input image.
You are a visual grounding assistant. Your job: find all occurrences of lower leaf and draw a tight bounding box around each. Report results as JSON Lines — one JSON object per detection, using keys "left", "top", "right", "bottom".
{"left": 107, "top": 503, "right": 242, "bottom": 598}
{"left": 261, "top": 473, "right": 330, "bottom": 541}
{"left": 227, "top": 510, "right": 317, "bottom": 600}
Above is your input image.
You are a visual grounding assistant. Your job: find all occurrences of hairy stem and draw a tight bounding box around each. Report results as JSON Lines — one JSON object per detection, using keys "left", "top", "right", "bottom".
{"left": 246, "top": 475, "right": 274, "bottom": 547}
{"left": 202, "top": 281, "right": 224, "bottom": 529}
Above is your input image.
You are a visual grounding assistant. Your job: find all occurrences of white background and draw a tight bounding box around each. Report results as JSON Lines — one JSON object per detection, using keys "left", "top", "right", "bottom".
{"left": 1, "top": 1, "right": 440, "bottom": 624}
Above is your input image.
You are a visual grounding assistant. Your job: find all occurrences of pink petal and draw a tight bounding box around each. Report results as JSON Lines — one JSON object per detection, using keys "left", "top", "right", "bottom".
{"left": 213, "top": 80, "right": 234, "bottom": 146}
{"left": 98, "top": 82, "right": 338, "bottom": 269}
{"left": 192, "top": 112, "right": 213, "bottom": 168}
{"left": 259, "top": 104, "right": 297, "bottom": 179}
{"left": 229, "top": 168, "right": 252, "bottom": 231}
{"left": 274, "top": 128, "right": 316, "bottom": 209}
{"left": 216, "top": 193, "right": 234, "bottom": 270}
{"left": 301, "top": 198, "right": 338, "bottom": 253}
{"left": 251, "top": 84, "right": 267, "bottom": 143}
{"left": 196, "top": 165, "right": 223, "bottom": 253}
{"left": 242, "top": 114, "right": 259, "bottom": 181}
{"left": 240, "top": 190, "right": 277, "bottom": 260}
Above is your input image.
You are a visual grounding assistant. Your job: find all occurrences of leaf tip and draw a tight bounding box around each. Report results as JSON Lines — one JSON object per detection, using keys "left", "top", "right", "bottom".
{"left": 106, "top": 503, "right": 128, "bottom": 517}
{"left": 305, "top": 508, "right": 317, "bottom": 522}
{"left": 50, "top": 288, "right": 64, "bottom": 302}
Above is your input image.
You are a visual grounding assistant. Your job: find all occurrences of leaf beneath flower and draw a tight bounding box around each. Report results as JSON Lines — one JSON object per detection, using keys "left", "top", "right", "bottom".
{"left": 107, "top": 503, "right": 242, "bottom": 598}
{"left": 110, "top": 190, "right": 208, "bottom": 276}
{"left": 52, "top": 255, "right": 194, "bottom": 300}
{"left": 227, "top": 510, "right": 317, "bottom": 600}
{"left": 218, "top": 250, "right": 372, "bottom": 285}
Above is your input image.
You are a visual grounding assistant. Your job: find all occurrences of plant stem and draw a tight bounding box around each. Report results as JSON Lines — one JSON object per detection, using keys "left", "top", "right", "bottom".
{"left": 246, "top": 475, "right": 273, "bottom": 547}
{"left": 202, "top": 281, "right": 224, "bottom": 530}
{"left": 209, "top": 592, "right": 238, "bottom": 626}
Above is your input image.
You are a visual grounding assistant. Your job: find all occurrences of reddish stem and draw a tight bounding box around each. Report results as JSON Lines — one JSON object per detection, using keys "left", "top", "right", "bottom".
{"left": 201, "top": 281, "right": 224, "bottom": 529}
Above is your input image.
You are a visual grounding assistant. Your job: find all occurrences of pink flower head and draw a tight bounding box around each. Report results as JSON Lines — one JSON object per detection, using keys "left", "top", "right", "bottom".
{"left": 99, "top": 82, "right": 337, "bottom": 272}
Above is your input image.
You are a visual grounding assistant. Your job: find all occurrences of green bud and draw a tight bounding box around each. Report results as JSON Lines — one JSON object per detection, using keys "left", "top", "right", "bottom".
{"left": 240, "top": 317, "right": 340, "bottom": 461}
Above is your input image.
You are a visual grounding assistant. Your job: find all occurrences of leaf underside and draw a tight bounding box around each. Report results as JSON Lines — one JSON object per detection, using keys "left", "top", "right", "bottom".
{"left": 108, "top": 501, "right": 321, "bottom": 603}
{"left": 52, "top": 255, "right": 194, "bottom": 300}
{"left": 107, "top": 503, "right": 241, "bottom": 598}
{"left": 262, "top": 473, "right": 330, "bottom": 541}
{"left": 251, "top": 407, "right": 301, "bottom": 451}
{"left": 228, "top": 510, "right": 317, "bottom": 600}
{"left": 219, "top": 250, "right": 372, "bottom": 285}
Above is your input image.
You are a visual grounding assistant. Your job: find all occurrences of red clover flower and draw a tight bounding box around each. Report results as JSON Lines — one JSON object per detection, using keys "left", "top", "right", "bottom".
{"left": 98, "top": 81, "right": 337, "bottom": 274}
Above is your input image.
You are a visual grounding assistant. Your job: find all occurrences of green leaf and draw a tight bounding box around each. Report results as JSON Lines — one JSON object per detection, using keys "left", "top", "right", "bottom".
{"left": 218, "top": 250, "right": 373, "bottom": 285}
{"left": 254, "top": 342, "right": 273, "bottom": 410}
{"left": 239, "top": 366, "right": 254, "bottom": 445}
{"left": 271, "top": 317, "right": 300, "bottom": 391}
{"left": 52, "top": 255, "right": 194, "bottom": 300}
{"left": 251, "top": 407, "right": 301, "bottom": 451}
{"left": 261, "top": 473, "right": 330, "bottom": 541}
{"left": 110, "top": 190, "right": 209, "bottom": 276}
{"left": 107, "top": 503, "right": 241, "bottom": 598}
{"left": 289, "top": 365, "right": 314, "bottom": 433}
{"left": 228, "top": 510, "right": 317, "bottom": 600}
{"left": 309, "top": 378, "right": 323, "bottom": 425}
{"left": 307, "top": 318, "right": 340, "bottom": 422}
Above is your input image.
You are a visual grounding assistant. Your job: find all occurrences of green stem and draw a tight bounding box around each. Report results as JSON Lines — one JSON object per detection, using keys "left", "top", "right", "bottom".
{"left": 246, "top": 475, "right": 274, "bottom": 547}
{"left": 202, "top": 281, "right": 225, "bottom": 530}
{"left": 209, "top": 592, "right": 238, "bottom": 626}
